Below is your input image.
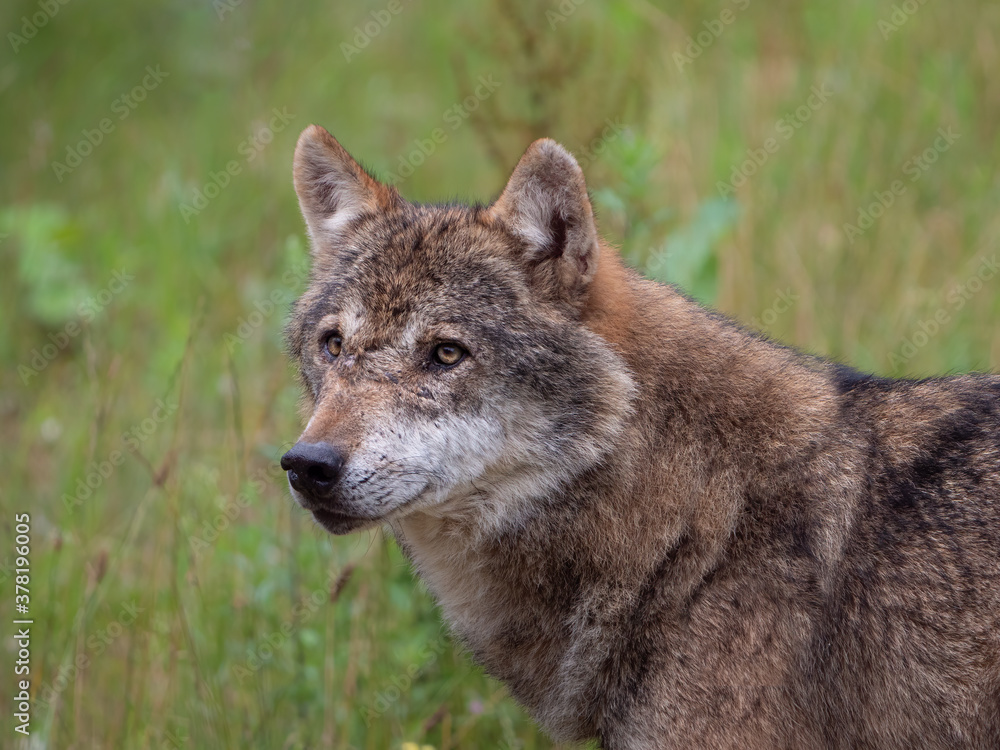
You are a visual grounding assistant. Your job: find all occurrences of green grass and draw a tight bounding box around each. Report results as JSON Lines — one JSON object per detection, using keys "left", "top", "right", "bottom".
{"left": 1, "top": 0, "right": 998, "bottom": 747}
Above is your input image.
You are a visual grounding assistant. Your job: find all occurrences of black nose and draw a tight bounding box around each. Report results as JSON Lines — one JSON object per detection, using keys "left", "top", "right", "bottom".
{"left": 280, "top": 442, "right": 346, "bottom": 499}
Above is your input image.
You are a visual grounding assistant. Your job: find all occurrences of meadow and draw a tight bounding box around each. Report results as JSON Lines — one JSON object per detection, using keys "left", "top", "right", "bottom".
{"left": 1, "top": 0, "right": 998, "bottom": 747}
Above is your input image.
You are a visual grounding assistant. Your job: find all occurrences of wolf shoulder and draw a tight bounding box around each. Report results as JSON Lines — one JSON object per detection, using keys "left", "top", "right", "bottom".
{"left": 829, "top": 366, "right": 1000, "bottom": 543}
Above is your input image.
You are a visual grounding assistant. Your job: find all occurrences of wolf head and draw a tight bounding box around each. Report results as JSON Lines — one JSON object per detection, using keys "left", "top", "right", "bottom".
{"left": 282, "top": 125, "right": 635, "bottom": 535}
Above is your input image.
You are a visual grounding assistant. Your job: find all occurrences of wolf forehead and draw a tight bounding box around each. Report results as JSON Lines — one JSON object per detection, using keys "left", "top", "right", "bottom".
{"left": 289, "top": 204, "right": 534, "bottom": 349}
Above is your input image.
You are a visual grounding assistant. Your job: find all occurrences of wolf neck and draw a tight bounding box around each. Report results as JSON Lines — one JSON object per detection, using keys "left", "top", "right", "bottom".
{"left": 394, "top": 245, "right": 838, "bottom": 739}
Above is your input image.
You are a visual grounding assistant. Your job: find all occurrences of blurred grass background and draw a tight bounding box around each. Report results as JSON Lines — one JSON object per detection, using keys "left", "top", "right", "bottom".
{"left": 1, "top": 0, "right": 998, "bottom": 747}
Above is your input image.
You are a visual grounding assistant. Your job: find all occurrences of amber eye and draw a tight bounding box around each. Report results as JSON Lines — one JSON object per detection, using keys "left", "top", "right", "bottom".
{"left": 324, "top": 332, "right": 342, "bottom": 358}
{"left": 432, "top": 342, "right": 466, "bottom": 367}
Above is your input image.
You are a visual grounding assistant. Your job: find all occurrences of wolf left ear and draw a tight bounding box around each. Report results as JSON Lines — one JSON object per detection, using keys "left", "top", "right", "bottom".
{"left": 293, "top": 125, "right": 398, "bottom": 249}
{"left": 487, "top": 139, "right": 600, "bottom": 302}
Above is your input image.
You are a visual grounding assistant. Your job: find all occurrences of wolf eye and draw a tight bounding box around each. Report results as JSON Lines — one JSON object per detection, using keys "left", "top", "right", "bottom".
{"left": 432, "top": 343, "right": 466, "bottom": 368}
{"left": 323, "top": 332, "right": 342, "bottom": 359}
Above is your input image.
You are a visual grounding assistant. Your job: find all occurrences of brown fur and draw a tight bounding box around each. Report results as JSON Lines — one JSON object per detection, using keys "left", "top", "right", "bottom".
{"left": 282, "top": 125, "right": 1000, "bottom": 748}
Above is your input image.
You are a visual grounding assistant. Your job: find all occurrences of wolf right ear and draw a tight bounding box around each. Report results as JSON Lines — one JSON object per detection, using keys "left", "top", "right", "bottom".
{"left": 293, "top": 125, "right": 398, "bottom": 249}
{"left": 487, "top": 138, "right": 600, "bottom": 304}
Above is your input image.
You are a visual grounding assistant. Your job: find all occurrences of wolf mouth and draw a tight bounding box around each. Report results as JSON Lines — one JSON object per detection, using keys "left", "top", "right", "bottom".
{"left": 309, "top": 507, "right": 371, "bottom": 534}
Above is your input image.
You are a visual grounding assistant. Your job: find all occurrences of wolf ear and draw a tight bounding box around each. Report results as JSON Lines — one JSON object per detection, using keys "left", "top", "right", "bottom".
{"left": 293, "top": 125, "right": 397, "bottom": 248}
{"left": 487, "top": 138, "right": 600, "bottom": 301}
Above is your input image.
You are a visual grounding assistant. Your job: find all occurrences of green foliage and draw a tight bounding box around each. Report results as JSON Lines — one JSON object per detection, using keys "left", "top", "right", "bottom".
{"left": 646, "top": 198, "right": 740, "bottom": 305}
{"left": 7, "top": 204, "right": 89, "bottom": 326}
{"left": 1, "top": 0, "right": 998, "bottom": 748}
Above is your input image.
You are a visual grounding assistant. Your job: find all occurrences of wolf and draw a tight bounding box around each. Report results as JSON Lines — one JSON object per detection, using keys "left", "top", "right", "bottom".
{"left": 281, "top": 124, "right": 1000, "bottom": 749}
